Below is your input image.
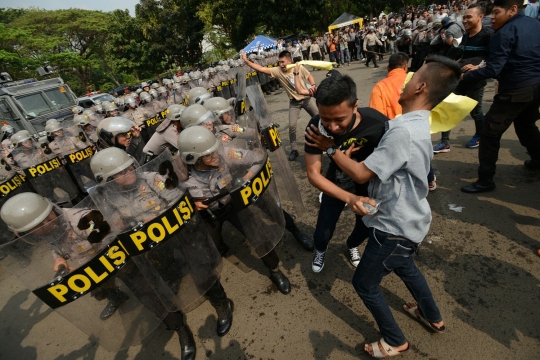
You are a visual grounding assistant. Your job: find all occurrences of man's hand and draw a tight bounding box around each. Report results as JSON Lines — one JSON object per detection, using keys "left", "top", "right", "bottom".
{"left": 346, "top": 195, "right": 377, "bottom": 216}
{"left": 131, "top": 125, "right": 141, "bottom": 138}
{"left": 344, "top": 143, "right": 362, "bottom": 158}
{"left": 53, "top": 257, "right": 69, "bottom": 272}
{"left": 294, "top": 62, "right": 301, "bottom": 72}
{"left": 194, "top": 200, "right": 209, "bottom": 210}
{"left": 461, "top": 64, "right": 478, "bottom": 73}
{"left": 241, "top": 51, "right": 248, "bottom": 62}
{"left": 305, "top": 124, "right": 335, "bottom": 151}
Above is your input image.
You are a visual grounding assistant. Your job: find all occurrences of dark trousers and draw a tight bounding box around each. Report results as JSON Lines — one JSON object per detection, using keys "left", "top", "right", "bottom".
{"left": 352, "top": 229, "right": 442, "bottom": 347}
{"left": 441, "top": 84, "right": 485, "bottom": 143}
{"left": 365, "top": 46, "right": 377, "bottom": 67}
{"left": 348, "top": 41, "right": 356, "bottom": 60}
{"left": 312, "top": 52, "right": 321, "bottom": 61}
{"left": 314, "top": 193, "right": 369, "bottom": 252}
{"left": 204, "top": 212, "right": 280, "bottom": 270}
{"left": 329, "top": 51, "right": 338, "bottom": 63}
{"left": 478, "top": 83, "right": 540, "bottom": 180}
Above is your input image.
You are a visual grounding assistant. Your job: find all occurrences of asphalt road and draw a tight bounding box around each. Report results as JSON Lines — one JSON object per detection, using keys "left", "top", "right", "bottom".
{"left": 1, "top": 58, "right": 539, "bottom": 360}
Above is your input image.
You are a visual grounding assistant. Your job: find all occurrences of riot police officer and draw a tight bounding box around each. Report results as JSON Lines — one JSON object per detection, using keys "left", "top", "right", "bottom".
{"left": 89, "top": 147, "right": 233, "bottom": 359}
{"left": 187, "top": 87, "right": 212, "bottom": 106}
{"left": 178, "top": 126, "right": 291, "bottom": 294}
{"left": 143, "top": 104, "right": 185, "bottom": 157}
{"left": 45, "top": 121, "right": 88, "bottom": 160}
{"left": 74, "top": 114, "right": 99, "bottom": 144}
{"left": 103, "top": 102, "right": 120, "bottom": 118}
{"left": 0, "top": 192, "right": 126, "bottom": 320}
{"left": 97, "top": 117, "right": 145, "bottom": 162}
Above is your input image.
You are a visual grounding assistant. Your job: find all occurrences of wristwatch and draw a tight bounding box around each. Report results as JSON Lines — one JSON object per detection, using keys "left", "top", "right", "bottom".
{"left": 293, "top": 72, "right": 299, "bottom": 75}
{"left": 327, "top": 146, "right": 337, "bottom": 158}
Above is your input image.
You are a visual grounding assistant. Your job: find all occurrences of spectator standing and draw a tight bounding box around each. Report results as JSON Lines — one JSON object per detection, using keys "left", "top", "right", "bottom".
{"left": 347, "top": 28, "right": 357, "bottom": 60}
{"left": 328, "top": 35, "right": 338, "bottom": 64}
{"left": 434, "top": 3, "right": 493, "bottom": 153}
{"left": 310, "top": 39, "right": 321, "bottom": 61}
{"left": 339, "top": 33, "right": 351, "bottom": 66}
{"left": 368, "top": 53, "right": 409, "bottom": 119}
{"left": 461, "top": 0, "right": 540, "bottom": 193}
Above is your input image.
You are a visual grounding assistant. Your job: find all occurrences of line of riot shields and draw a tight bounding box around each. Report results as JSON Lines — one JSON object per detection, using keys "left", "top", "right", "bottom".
{"left": 0, "top": 55, "right": 308, "bottom": 353}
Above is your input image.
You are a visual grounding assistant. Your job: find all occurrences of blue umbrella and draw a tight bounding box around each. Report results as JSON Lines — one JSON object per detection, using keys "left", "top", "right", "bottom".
{"left": 243, "top": 35, "right": 277, "bottom": 54}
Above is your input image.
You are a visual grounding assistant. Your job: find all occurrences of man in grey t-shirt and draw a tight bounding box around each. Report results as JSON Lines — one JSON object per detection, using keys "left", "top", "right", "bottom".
{"left": 305, "top": 55, "right": 461, "bottom": 357}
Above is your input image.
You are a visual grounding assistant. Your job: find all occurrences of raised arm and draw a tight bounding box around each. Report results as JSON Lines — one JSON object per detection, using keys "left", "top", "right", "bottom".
{"left": 241, "top": 52, "right": 271, "bottom": 75}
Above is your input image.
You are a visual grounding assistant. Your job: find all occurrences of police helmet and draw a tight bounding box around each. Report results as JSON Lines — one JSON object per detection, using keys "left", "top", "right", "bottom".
{"left": 72, "top": 105, "right": 84, "bottom": 115}
{"left": 94, "top": 104, "right": 104, "bottom": 114}
{"left": 136, "top": 88, "right": 143, "bottom": 94}
{"left": 202, "top": 97, "right": 233, "bottom": 123}
{"left": 103, "top": 102, "right": 119, "bottom": 113}
{"left": 151, "top": 82, "right": 159, "bottom": 89}
{"left": 1, "top": 192, "right": 54, "bottom": 232}
{"left": 180, "top": 104, "right": 216, "bottom": 129}
{"left": 94, "top": 99, "right": 103, "bottom": 106}
{"left": 166, "top": 104, "right": 186, "bottom": 121}
{"left": 74, "top": 114, "right": 91, "bottom": 126}
{"left": 2, "top": 124, "right": 15, "bottom": 134}
{"left": 45, "top": 121, "right": 63, "bottom": 135}
{"left": 177, "top": 126, "right": 220, "bottom": 165}
{"left": 90, "top": 147, "right": 135, "bottom": 184}
{"left": 141, "top": 81, "right": 149, "bottom": 88}
{"left": 10, "top": 131, "right": 32, "bottom": 146}
{"left": 97, "top": 117, "right": 135, "bottom": 148}
{"left": 403, "top": 29, "right": 413, "bottom": 37}
{"left": 187, "top": 87, "right": 212, "bottom": 105}
{"left": 404, "top": 20, "right": 412, "bottom": 28}
{"left": 172, "top": 83, "right": 182, "bottom": 91}
{"left": 417, "top": 19, "right": 427, "bottom": 27}
{"left": 149, "top": 89, "right": 159, "bottom": 99}
{"left": 140, "top": 91, "right": 152, "bottom": 102}
{"left": 82, "top": 109, "right": 95, "bottom": 117}
{"left": 157, "top": 86, "right": 168, "bottom": 95}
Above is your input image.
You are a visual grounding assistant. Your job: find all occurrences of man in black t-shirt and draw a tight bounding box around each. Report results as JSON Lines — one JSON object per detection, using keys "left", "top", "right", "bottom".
{"left": 304, "top": 75, "right": 388, "bottom": 273}
{"left": 433, "top": 3, "right": 494, "bottom": 153}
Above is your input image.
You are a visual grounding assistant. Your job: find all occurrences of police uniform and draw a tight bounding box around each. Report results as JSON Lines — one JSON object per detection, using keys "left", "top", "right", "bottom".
{"left": 143, "top": 123, "right": 181, "bottom": 156}
{"left": 13, "top": 144, "right": 53, "bottom": 169}
{"left": 123, "top": 107, "right": 149, "bottom": 126}
{"left": 49, "top": 136, "right": 88, "bottom": 161}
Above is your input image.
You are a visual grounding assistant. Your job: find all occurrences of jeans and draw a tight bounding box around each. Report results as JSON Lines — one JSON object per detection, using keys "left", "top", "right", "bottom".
{"left": 289, "top": 97, "right": 319, "bottom": 151}
{"left": 313, "top": 192, "right": 370, "bottom": 252}
{"left": 441, "top": 85, "right": 486, "bottom": 144}
{"left": 340, "top": 48, "right": 350, "bottom": 64}
{"left": 389, "top": 40, "right": 397, "bottom": 54}
{"left": 478, "top": 83, "right": 540, "bottom": 180}
{"left": 352, "top": 228, "right": 442, "bottom": 347}
{"left": 329, "top": 51, "right": 338, "bottom": 63}
{"left": 428, "top": 164, "right": 434, "bottom": 183}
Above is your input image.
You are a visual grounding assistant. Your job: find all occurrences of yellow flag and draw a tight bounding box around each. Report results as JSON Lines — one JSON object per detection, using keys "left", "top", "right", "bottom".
{"left": 401, "top": 71, "right": 477, "bottom": 134}
{"left": 286, "top": 61, "right": 337, "bottom": 71}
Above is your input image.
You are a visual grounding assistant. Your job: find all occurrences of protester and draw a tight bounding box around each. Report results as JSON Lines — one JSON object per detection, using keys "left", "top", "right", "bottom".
{"left": 305, "top": 55, "right": 460, "bottom": 358}
{"left": 460, "top": 0, "right": 540, "bottom": 193}
{"left": 241, "top": 50, "right": 319, "bottom": 161}
{"left": 368, "top": 52, "right": 409, "bottom": 119}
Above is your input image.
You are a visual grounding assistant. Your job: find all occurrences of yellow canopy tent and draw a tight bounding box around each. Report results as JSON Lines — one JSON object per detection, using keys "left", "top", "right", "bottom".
{"left": 328, "top": 12, "right": 363, "bottom": 33}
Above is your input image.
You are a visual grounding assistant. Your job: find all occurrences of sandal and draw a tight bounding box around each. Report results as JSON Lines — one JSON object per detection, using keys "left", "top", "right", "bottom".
{"left": 366, "top": 338, "right": 410, "bottom": 358}
{"left": 403, "top": 303, "right": 446, "bottom": 333}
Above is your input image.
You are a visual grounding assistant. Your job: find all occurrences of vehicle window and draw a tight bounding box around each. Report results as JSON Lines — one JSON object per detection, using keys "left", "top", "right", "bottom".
{"left": 44, "top": 87, "right": 74, "bottom": 109}
{"left": 16, "top": 93, "right": 53, "bottom": 117}
{"left": 94, "top": 94, "right": 114, "bottom": 102}
{"left": 0, "top": 99, "right": 17, "bottom": 120}
{"left": 79, "top": 100, "right": 93, "bottom": 108}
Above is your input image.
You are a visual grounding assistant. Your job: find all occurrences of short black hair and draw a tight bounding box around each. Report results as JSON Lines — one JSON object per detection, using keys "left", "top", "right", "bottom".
{"left": 421, "top": 55, "right": 462, "bottom": 107}
{"left": 468, "top": 3, "right": 486, "bottom": 14}
{"left": 279, "top": 50, "right": 292, "bottom": 60}
{"left": 315, "top": 74, "right": 357, "bottom": 108}
{"left": 493, "top": 0, "right": 522, "bottom": 10}
{"left": 484, "top": 1, "right": 494, "bottom": 15}
{"left": 388, "top": 53, "right": 410, "bottom": 71}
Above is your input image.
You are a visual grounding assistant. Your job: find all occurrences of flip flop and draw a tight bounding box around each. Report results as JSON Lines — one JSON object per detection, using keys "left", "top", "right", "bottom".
{"left": 403, "top": 303, "right": 446, "bottom": 333}
{"left": 367, "top": 338, "right": 411, "bottom": 358}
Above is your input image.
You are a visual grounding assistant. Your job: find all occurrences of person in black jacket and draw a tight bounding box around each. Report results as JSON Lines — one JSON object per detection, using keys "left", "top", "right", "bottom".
{"left": 461, "top": 0, "right": 540, "bottom": 193}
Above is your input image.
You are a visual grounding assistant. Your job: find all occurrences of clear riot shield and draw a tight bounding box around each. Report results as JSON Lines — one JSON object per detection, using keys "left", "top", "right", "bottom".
{"left": 0, "top": 196, "right": 164, "bottom": 351}
{"left": 217, "top": 112, "right": 286, "bottom": 258}
{"left": 58, "top": 123, "right": 97, "bottom": 193}
{"left": 228, "top": 70, "right": 237, "bottom": 98}
{"left": 88, "top": 150, "right": 222, "bottom": 312}
{"left": 217, "top": 72, "right": 231, "bottom": 99}
{"left": 11, "top": 140, "right": 79, "bottom": 205}
{"left": 246, "top": 84, "right": 306, "bottom": 215}
{"left": 142, "top": 108, "right": 168, "bottom": 139}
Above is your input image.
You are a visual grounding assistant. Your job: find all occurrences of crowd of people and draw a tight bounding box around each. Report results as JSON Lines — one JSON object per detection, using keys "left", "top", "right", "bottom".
{"left": 0, "top": 0, "right": 539, "bottom": 358}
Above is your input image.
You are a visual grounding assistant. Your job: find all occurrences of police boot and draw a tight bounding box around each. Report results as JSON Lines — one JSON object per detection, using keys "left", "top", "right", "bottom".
{"left": 283, "top": 211, "right": 314, "bottom": 251}
{"left": 100, "top": 290, "right": 129, "bottom": 320}
{"left": 213, "top": 299, "right": 234, "bottom": 336}
{"left": 269, "top": 268, "right": 291, "bottom": 295}
{"left": 176, "top": 323, "right": 196, "bottom": 360}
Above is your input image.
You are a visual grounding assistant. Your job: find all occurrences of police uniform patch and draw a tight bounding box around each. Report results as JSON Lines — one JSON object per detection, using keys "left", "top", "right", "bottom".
{"left": 228, "top": 149, "right": 243, "bottom": 160}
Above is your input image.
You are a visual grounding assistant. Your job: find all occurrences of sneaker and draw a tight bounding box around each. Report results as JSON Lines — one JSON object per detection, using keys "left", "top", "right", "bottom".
{"left": 312, "top": 250, "right": 326, "bottom": 273}
{"left": 466, "top": 135, "right": 480, "bottom": 148}
{"left": 428, "top": 175, "right": 437, "bottom": 191}
{"left": 374, "top": 65, "right": 380, "bottom": 68}
{"left": 433, "top": 142, "right": 451, "bottom": 153}
{"left": 348, "top": 247, "right": 361, "bottom": 267}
